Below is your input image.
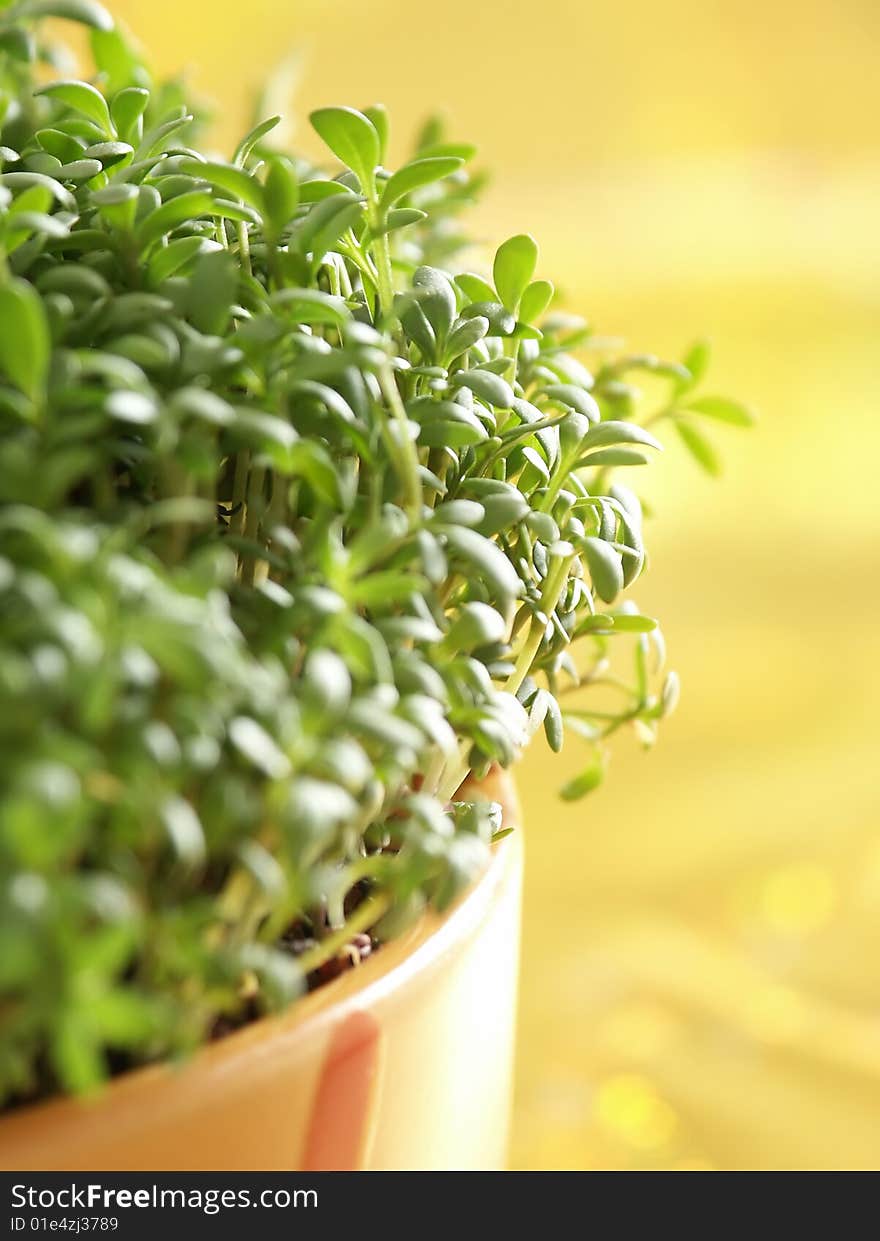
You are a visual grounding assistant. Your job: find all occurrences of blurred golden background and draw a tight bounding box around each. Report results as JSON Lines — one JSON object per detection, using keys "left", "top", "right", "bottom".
{"left": 112, "top": 0, "right": 879, "bottom": 1169}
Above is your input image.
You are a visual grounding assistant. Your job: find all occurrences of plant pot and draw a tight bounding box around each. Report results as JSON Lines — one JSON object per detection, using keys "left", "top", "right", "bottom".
{"left": 0, "top": 770, "right": 522, "bottom": 1172}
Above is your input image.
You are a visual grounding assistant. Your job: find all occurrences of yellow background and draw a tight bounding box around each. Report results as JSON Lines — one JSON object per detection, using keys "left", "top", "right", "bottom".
{"left": 111, "top": 0, "right": 880, "bottom": 1170}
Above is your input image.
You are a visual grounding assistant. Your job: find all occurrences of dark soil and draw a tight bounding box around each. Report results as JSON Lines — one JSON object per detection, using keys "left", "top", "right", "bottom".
{"left": 208, "top": 883, "right": 380, "bottom": 1043}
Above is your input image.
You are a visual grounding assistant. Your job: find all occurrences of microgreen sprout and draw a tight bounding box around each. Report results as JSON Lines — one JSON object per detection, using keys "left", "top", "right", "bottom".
{"left": 0, "top": 3, "right": 752, "bottom": 1106}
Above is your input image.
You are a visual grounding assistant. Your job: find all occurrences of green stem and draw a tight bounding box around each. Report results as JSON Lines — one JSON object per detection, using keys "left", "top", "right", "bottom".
{"left": 506, "top": 551, "right": 575, "bottom": 695}
{"left": 161, "top": 459, "right": 193, "bottom": 564}
{"left": 433, "top": 739, "right": 473, "bottom": 805}
{"left": 539, "top": 447, "right": 579, "bottom": 514}
{"left": 230, "top": 449, "right": 250, "bottom": 538}
{"left": 241, "top": 463, "right": 266, "bottom": 586}
{"left": 599, "top": 706, "right": 642, "bottom": 739}
{"left": 237, "top": 221, "right": 252, "bottom": 277}
{"left": 267, "top": 470, "right": 288, "bottom": 535}
{"left": 336, "top": 234, "right": 378, "bottom": 297}
{"left": 369, "top": 219, "right": 395, "bottom": 321}
{"left": 294, "top": 891, "right": 392, "bottom": 976}
{"left": 643, "top": 400, "right": 677, "bottom": 430}
{"left": 378, "top": 362, "right": 422, "bottom": 521}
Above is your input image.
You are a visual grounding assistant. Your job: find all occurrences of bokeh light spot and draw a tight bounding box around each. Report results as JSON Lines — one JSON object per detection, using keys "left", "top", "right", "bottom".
{"left": 595, "top": 1073, "right": 678, "bottom": 1150}
{"left": 761, "top": 863, "right": 836, "bottom": 935}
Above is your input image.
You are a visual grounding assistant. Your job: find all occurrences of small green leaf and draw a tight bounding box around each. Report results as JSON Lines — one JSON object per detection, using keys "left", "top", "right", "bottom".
{"left": 420, "top": 140, "right": 477, "bottom": 162}
{"left": 521, "top": 444, "right": 550, "bottom": 480}
{"left": 263, "top": 156, "right": 299, "bottom": 234}
{"left": 36, "top": 79, "right": 113, "bottom": 135}
{"left": 519, "top": 278, "right": 554, "bottom": 324}
{"left": 286, "top": 440, "right": 341, "bottom": 504}
{"left": 90, "top": 27, "right": 146, "bottom": 95}
{"left": 0, "top": 28, "right": 33, "bottom": 64}
{"left": 443, "top": 525, "right": 522, "bottom": 607}
{"left": 608, "top": 614, "right": 657, "bottom": 633}
{"left": 147, "top": 235, "right": 208, "bottom": 285}
{"left": 582, "top": 536, "right": 624, "bottom": 603}
{"left": 0, "top": 278, "right": 50, "bottom": 402}
{"left": 160, "top": 796, "right": 206, "bottom": 868}
{"left": 539, "top": 692, "right": 564, "bottom": 752}
{"left": 57, "top": 157, "right": 102, "bottom": 180}
{"left": 684, "top": 395, "right": 756, "bottom": 426}
{"left": 525, "top": 510, "right": 559, "bottom": 543}
{"left": 295, "top": 194, "right": 364, "bottom": 260}
{"left": 50, "top": 1014, "right": 103, "bottom": 1094}
{"left": 0, "top": 170, "right": 75, "bottom": 209}
{"left": 272, "top": 288, "right": 349, "bottom": 326}
{"left": 380, "top": 156, "right": 463, "bottom": 210}
{"left": 209, "top": 198, "right": 260, "bottom": 226}
{"left": 309, "top": 106, "right": 380, "bottom": 191}
{"left": 6, "top": 184, "right": 50, "bottom": 217}
{"left": 168, "top": 388, "right": 234, "bottom": 426}
{"left": 473, "top": 491, "right": 530, "bottom": 537}
{"left": 560, "top": 751, "right": 605, "bottom": 800}
{"left": 234, "top": 411, "right": 299, "bottom": 459}
{"left": 362, "top": 104, "right": 389, "bottom": 163}
{"left": 416, "top": 417, "right": 488, "bottom": 449}
{"left": 34, "top": 128, "right": 83, "bottom": 163}
{"left": 350, "top": 571, "right": 425, "bottom": 608}
{"left": 543, "top": 384, "right": 599, "bottom": 422}
{"left": 179, "top": 159, "right": 264, "bottom": 211}
{"left": 302, "top": 650, "right": 352, "bottom": 716}
{"left": 459, "top": 300, "right": 516, "bottom": 335}
{"left": 6, "top": 211, "right": 69, "bottom": 248}
{"left": 368, "top": 207, "right": 426, "bottom": 237}
{"left": 456, "top": 272, "right": 496, "bottom": 303}
{"left": 579, "top": 448, "right": 649, "bottom": 468}
{"left": 83, "top": 140, "right": 132, "bottom": 167}
{"left": 37, "top": 264, "right": 110, "bottom": 300}
{"left": 105, "top": 391, "right": 157, "bottom": 425}
{"left": 136, "top": 190, "right": 215, "bottom": 247}
{"left": 493, "top": 233, "right": 538, "bottom": 311}
{"left": 443, "top": 602, "right": 506, "bottom": 651}
{"left": 108, "top": 333, "right": 173, "bottom": 371}
{"left": 575, "top": 613, "right": 616, "bottom": 634}
{"left": 138, "top": 112, "right": 194, "bottom": 160}
{"left": 675, "top": 418, "right": 721, "bottom": 475}
{"left": 430, "top": 499, "right": 485, "bottom": 527}
{"left": 580, "top": 420, "right": 662, "bottom": 453}
{"left": 109, "top": 88, "right": 149, "bottom": 142}
{"left": 92, "top": 181, "right": 138, "bottom": 230}
{"left": 186, "top": 250, "right": 238, "bottom": 335}
{"left": 451, "top": 369, "right": 514, "bottom": 409}
{"left": 298, "top": 179, "right": 351, "bottom": 203}
{"left": 412, "top": 265, "right": 457, "bottom": 340}
{"left": 233, "top": 114, "right": 282, "bottom": 167}
{"left": 229, "top": 717, "right": 292, "bottom": 779}
{"left": 682, "top": 337, "right": 710, "bottom": 386}
{"left": 444, "top": 315, "right": 489, "bottom": 361}
{"left": 399, "top": 298, "right": 435, "bottom": 357}
{"left": 14, "top": 0, "right": 113, "bottom": 30}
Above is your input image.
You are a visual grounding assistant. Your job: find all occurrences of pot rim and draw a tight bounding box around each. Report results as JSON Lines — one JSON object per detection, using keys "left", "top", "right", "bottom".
{"left": 0, "top": 772, "right": 521, "bottom": 1145}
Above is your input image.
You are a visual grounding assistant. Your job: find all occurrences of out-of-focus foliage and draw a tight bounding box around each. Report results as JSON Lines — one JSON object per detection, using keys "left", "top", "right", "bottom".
{"left": 0, "top": 3, "right": 748, "bottom": 1106}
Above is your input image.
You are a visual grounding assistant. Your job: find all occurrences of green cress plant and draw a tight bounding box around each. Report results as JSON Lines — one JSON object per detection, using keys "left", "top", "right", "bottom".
{"left": 0, "top": 1, "right": 753, "bottom": 1106}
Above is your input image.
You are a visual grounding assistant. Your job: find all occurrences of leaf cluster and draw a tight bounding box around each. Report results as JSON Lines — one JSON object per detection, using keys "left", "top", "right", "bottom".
{"left": 0, "top": 4, "right": 751, "bottom": 1105}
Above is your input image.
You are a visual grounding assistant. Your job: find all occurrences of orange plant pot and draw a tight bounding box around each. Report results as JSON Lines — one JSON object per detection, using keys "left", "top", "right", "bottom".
{"left": 0, "top": 771, "right": 522, "bottom": 1171}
